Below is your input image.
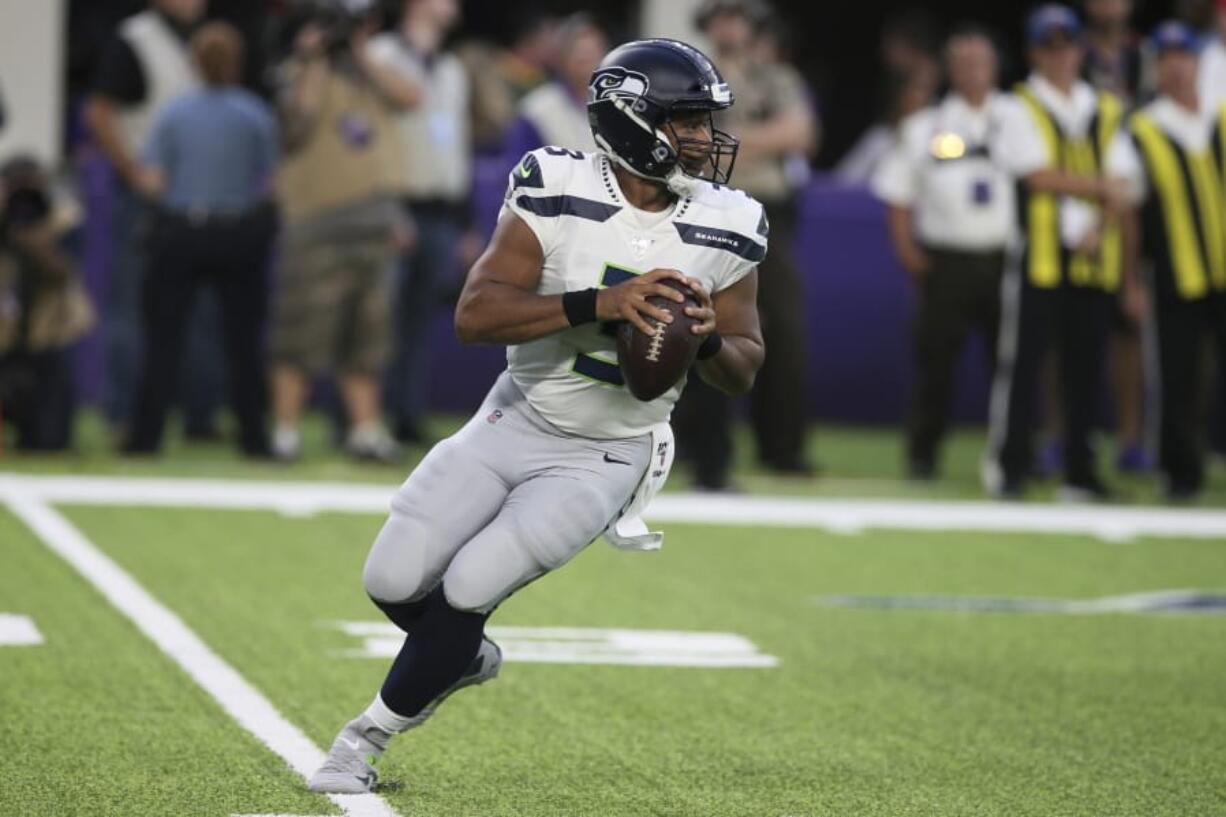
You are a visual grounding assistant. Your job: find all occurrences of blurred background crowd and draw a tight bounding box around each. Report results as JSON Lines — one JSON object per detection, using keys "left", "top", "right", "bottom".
{"left": 0, "top": 0, "right": 1224, "bottom": 503}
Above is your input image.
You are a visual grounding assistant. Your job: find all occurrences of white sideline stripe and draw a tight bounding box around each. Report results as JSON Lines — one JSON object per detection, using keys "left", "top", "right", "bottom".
{"left": 0, "top": 489, "right": 399, "bottom": 817}
{"left": 340, "top": 622, "right": 759, "bottom": 642}
{"left": 0, "top": 613, "right": 44, "bottom": 646}
{"left": 343, "top": 641, "right": 780, "bottom": 668}
{"left": 333, "top": 623, "right": 779, "bottom": 669}
{"left": 3, "top": 473, "right": 1226, "bottom": 541}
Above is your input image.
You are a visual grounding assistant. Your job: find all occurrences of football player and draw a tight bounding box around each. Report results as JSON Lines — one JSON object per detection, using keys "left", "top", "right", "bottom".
{"left": 309, "top": 37, "right": 768, "bottom": 793}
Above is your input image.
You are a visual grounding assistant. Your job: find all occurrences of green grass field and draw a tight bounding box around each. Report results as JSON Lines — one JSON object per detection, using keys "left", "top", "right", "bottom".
{"left": 2, "top": 420, "right": 1225, "bottom": 816}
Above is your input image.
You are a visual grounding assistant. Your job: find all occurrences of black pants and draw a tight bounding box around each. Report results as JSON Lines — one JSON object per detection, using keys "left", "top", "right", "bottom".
{"left": 0, "top": 347, "right": 76, "bottom": 451}
{"left": 907, "top": 248, "right": 1003, "bottom": 469}
{"left": 990, "top": 266, "right": 1111, "bottom": 487}
{"left": 127, "top": 207, "right": 276, "bottom": 455}
{"left": 673, "top": 374, "right": 734, "bottom": 489}
{"left": 751, "top": 198, "right": 810, "bottom": 469}
{"left": 1212, "top": 338, "right": 1226, "bottom": 457}
{"left": 1153, "top": 290, "right": 1226, "bottom": 493}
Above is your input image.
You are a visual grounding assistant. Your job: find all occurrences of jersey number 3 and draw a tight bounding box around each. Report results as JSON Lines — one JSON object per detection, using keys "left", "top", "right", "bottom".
{"left": 571, "top": 263, "right": 640, "bottom": 387}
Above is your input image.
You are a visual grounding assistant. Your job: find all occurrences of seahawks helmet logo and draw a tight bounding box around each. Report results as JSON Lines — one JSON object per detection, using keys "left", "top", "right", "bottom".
{"left": 589, "top": 67, "right": 650, "bottom": 103}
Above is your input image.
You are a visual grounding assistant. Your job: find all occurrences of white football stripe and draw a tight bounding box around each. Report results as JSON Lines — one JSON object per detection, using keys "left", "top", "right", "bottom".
{"left": 334, "top": 623, "right": 778, "bottom": 669}
{"left": 1, "top": 489, "right": 399, "bottom": 817}
{"left": 0, "top": 613, "right": 44, "bottom": 646}
{"left": 4, "top": 473, "right": 1226, "bottom": 542}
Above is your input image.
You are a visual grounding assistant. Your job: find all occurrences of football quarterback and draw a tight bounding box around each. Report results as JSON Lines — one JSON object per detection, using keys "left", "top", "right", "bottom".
{"left": 309, "top": 37, "right": 768, "bottom": 793}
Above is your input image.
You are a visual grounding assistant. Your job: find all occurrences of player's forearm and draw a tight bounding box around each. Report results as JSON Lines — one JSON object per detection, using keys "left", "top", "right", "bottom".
{"left": 739, "top": 109, "right": 817, "bottom": 157}
{"left": 694, "top": 334, "right": 763, "bottom": 396}
{"left": 454, "top": 281, "right": 570, "bottom": 345}
{"left": 279, "top": 59, "right": 328, "bottom": 149}
{"left": 1025, "top": 168, "right": 1102, "bottom": 199}
{"left": 885, "top": 206, "right": 925, "bottom": 269}
{"left": 84, "top": 97, "right": 139, "bottom": 185}
{"left": 357, "top": 50, "right": 422, "bottom": 110}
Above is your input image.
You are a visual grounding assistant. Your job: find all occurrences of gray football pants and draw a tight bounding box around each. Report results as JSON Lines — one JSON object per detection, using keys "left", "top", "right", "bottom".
{"left": 363, "top": 372, "right": 651, "bottom": 614}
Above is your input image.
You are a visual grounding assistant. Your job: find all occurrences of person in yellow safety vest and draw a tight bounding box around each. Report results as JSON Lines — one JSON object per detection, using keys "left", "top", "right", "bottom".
{"left": 982, "top": 4, "right": 1142, "bottom": 501}
{"left": 1112, "top": 21, "right": 1226, "bottom": 500}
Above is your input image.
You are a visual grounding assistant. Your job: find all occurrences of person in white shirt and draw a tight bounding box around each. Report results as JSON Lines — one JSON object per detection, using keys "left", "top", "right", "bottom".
{"left": 366, "top": 0, "right": 473, "bottom": 444}
{"left": 1197, "top": 0, "right": 1226, "bottom": 464}
{"left": 874, "top": 27, "right": 1020, "bottom": 480}
{"left": 1112, "top": 21, "right": 1226, "bottom": 499}
{"left": 1198, "top": 0, "right": 1226, "bottom": 111}
{"left": 502, "top": 14, "right": 606, "bottom": 158}
{"left": 84, "top": 0, "right": 204, "bottom": 434}
{"left": 982, "top": 4, "right": 1138, "bottom": 501}
{"left": 1080, "top": 0, "right": 1155, "bottom": 481}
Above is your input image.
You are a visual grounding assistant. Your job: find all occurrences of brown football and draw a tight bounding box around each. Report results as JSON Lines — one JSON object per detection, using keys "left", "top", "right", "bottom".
{"left": 617, "top": 279, "right": 702, "bottom": 401}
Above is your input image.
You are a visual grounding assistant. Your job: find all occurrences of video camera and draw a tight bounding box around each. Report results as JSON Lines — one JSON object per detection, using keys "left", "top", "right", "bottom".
{"left": 285, "top": 0, "right": 386, "bottom": 56}
{"left": 0, "top": 157, "right": 51, "bottom": 240}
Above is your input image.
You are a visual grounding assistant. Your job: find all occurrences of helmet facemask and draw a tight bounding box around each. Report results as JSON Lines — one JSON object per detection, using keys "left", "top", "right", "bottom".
{"left": 664, "top": 108, "right": 739, "bottom": 187}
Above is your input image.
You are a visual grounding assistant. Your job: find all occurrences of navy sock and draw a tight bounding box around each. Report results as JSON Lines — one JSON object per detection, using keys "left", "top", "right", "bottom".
{"left": 372, "top": 595, "right": 430, "bottom": 633}
{"left": 379, "top": 585, "right": 487, "bottom": 717}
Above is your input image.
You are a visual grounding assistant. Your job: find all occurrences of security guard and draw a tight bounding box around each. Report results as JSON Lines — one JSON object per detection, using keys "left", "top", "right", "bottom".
{"left": 874, "top": 26, "right": 1017, "bottom": 480}
{"left": 695, "top": 0, "right": 819, "bottom": 477}
{"left": 983, "top": 4, "right": 1138, "bottom": 500}
{"left": 1213, "top": 36, "right": 1226, "bottom": 470}
{"left": 1116, "top": 22, "right": 1226, "bottom": 500}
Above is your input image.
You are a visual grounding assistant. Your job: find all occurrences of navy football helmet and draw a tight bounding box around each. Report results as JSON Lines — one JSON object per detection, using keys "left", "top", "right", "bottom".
{"left": 587, "top": 38, "right": 739, "bottom": 195}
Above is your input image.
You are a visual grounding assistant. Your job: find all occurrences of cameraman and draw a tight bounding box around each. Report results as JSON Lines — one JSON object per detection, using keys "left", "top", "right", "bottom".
{"left": 0, "top": 158, "right": 96, "bottom": 451}
{"left": 268, "top": 1, "right": 416, "bottom": 462}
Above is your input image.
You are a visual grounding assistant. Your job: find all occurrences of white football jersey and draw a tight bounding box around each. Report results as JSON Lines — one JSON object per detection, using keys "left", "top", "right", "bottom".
{"left": 500, "top": 147, "right": 768, "bottom": 440}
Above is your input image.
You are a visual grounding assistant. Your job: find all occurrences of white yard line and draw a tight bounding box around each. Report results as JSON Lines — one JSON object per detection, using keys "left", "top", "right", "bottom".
{"left": 0, "top": 613, "right": 44, "bottom": 646}
{"left": 2, "top": 473, "right": 1226, "bottom": 542}
{"left": 0, "top": 487, "right": 399, "bottom": 817}
{"left": 333, "top": 622, "right": 779, "bottom": 668}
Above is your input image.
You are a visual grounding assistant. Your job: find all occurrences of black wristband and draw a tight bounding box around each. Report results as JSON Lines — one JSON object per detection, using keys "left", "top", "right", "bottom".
{"left": 562, "top": 288, "right": 599, "bottom": 327}
{"left": 696, "top": 331, "right": 723, "bottom": 360}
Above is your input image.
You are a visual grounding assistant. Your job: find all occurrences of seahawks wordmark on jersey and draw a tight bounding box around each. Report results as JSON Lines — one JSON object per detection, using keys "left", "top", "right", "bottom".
{"left": 501, "top": 147, "right": 769, "bottom": 440}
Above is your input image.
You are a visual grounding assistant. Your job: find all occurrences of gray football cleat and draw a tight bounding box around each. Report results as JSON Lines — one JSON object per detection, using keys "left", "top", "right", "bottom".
{"left": 307, "top": 639, "right": 502, "bottom": 793}
{"left": 308, "top": 714, "right": 390, "bottom": 794}
{"left": 405, "top": 637, "right": 503, "bottom": 729}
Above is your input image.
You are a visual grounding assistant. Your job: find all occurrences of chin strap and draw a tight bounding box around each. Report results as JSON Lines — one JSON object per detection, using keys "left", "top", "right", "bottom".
{"left": 597, "top": 139, "right": 700, "bottom": 198}
{"left": 665, "top": 168, "right": 701, "bottom": 197}
{"left": 604, "top": 97, "right": 698, "bottom": 193}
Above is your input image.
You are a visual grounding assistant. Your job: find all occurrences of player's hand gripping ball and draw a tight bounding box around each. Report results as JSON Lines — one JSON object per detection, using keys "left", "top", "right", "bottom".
{"left": 616, "top": 277, "right": 702, "bottom": 401}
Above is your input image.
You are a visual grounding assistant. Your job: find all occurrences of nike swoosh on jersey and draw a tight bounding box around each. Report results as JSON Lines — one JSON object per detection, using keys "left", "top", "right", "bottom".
{"left": 603, "top": 453, "right": 633, "bottom": 466}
